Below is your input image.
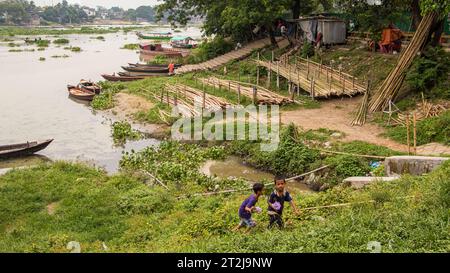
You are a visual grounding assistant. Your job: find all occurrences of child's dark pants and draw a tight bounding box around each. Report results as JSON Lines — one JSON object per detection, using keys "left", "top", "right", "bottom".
{"left": 268, "top": 214, "right": 284, "bottom": 229}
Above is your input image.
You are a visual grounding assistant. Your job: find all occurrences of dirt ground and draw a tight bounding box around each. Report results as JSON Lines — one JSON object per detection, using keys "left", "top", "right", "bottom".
{"left": 281, "top": 97, "right": 450, "bottom": 155}
{"left": 105, "top": 92, "right": 169, "bottom": 136}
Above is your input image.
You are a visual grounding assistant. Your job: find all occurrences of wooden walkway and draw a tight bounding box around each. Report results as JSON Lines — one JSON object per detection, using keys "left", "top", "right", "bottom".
{"left": 175, "top": 38, "right": 290, "bottom": 74}
{"left": 256, "top": 57, "right": 367, "bottom": 98}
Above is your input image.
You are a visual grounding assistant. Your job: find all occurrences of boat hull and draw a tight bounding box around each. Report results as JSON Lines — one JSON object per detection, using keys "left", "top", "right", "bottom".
{"left": 101, "top": 74, "right": 144, "bottom": 82}
{"left": 67, "top": 85, "right": 95, "bottom": 101}
{"left": 0, "top": 139, "right": 53, "bottom": 159}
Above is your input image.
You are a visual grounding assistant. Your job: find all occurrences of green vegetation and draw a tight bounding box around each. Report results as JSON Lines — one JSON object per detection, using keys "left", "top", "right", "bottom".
{"left": 121, "top": 44, "right": 139, "bottom": 50}
{"left": 185, "top": 37, "right": 235, "bottom": 64}
{"left": 0, "top": 26, "right": 137, "bottom": 37}
{"left": 384, "top": 111, "right": 450, "bottom": 146}
{"left": 53, "top": 38, "right": 70, "bottom": 44}
{"left": 406, "top": 46, "right": 450, "bottom": 100}
{"left": 39, "top": 57, "right": 46, "bottom": 61}
{"left": 35, "top": 40, "right": 50, "bottom": 48}
{"left": 111, "top": 121, "right": 142, "bottom": 144}
{"left": 0, "top": 153, "right": 448, "bottom": 252}
{"left": 8, "top": 49, "right": 22, "bottom": 52}
{"left": 51, "top": 54, "right": 69, "bottom": 58}
{"left": 91, "top": 92, "right": 116, "bottom": 110}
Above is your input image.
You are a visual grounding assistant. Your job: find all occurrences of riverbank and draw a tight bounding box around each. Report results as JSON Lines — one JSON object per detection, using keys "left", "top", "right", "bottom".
{"left": 0, "top": 154, "right": 448, "bottom": 252}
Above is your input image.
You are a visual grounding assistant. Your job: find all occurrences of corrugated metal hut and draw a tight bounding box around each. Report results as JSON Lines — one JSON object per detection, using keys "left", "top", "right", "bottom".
{"left": 294, "top": 16, "right": 346, "bottom": 45}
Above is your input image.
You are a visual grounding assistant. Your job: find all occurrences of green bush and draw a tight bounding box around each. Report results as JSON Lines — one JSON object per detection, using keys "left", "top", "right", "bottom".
{"left": 406, "top": 46, "right": 450, "bottom": 99}
{"left": 186, "top": 37, "right": 234, "bottom": 64}
{"left": 53, "top": 38, "right": 70, "bottom": 44}
{"left": 111, "top": 121, "right": 141, "bottom": 144}
{"left": 385, "top": 111, "right": 450, "bottom": 145}
{"left": 300, "top": 40, "right": 315, "bottom": 58}
{"left": 325, "top": 155, "right": 370, "bottom": 178}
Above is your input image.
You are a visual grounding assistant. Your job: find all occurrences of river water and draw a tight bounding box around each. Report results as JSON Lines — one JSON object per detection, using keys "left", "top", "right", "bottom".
{"left": 0, "top": 26, "right": 201, "bottom": 173}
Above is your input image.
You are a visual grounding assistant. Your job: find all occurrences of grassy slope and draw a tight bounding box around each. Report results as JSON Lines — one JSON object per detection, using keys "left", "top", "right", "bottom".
{"left": 0, "top": 159, "right": 448, "bottom": 253}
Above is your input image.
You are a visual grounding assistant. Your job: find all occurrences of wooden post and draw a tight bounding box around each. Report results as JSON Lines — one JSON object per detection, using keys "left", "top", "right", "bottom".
{"left": 174, "top": 90, "right": 178, "bottom": 106}
{"left": 238, "top": 62, "right": 241, "bottom": 82}
{"left": 291, "top": 85, "right": 295, "bottom": 101}
{"left": 276, "top": 62, "right": 280, "bottom": 89}
{"left": 267, "top": 61, "right": 272, "bottom": 88}
{"left": 160, "top": 89, "right": 164, "bottom": 103}
{"left": 406, "top": 113, "right": 411, "bottom": 155}
{"left": 271, "top": 50, "right": 274, "bottom": 62}
{"left": 413, "top": 113, "right": 417, "bottom": 155}
{"left": 256, "top": 52, "right": 260, "bottom": 86}
{"left": 202, "top": 89, "right": 206, "bottom": 109}
{"left": 307, "top": 57, "right": 310, "bottom": 80}
{"left": 228, "top": 81, "right": 231, "bottom": 93}
{"left": 237, "top": 84, "right": 241, "bottom": 104}
{"left": 252, "top": 86, "right": 257, "bottom": 105}
{"left": 166, "top": 90, "right": 170, "bottom": 106}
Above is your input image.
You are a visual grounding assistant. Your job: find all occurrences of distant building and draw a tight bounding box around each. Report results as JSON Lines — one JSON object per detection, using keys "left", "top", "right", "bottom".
{"left": 30, "top": 14, "right": 41, "bottom": 26}
{"left": 82, "top": 7, "right": 96, "bottom": 18}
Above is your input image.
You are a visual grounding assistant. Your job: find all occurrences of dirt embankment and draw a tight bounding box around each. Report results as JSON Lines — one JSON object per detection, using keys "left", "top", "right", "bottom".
{"left": 105, "top": 92, "right": 169, "bottom": 138}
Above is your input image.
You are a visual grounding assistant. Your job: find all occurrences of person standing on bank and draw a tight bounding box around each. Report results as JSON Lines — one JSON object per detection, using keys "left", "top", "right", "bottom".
{"left": 268, "top": 175, "right": 299, "bottom": 229}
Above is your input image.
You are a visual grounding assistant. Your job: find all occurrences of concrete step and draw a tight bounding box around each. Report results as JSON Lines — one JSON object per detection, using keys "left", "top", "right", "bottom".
{"left": 343, "top": 177, "right": 399, "bottom": 189}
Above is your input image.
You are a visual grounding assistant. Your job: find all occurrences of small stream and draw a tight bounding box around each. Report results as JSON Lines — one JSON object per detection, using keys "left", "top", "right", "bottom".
{"left": 200, "top": 156, "right": 314, "bottom": 193}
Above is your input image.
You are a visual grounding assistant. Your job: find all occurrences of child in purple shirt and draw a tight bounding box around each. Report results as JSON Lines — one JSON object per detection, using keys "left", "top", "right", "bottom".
{"left": 234, "top": 183, "right": 265, "bottom": 230}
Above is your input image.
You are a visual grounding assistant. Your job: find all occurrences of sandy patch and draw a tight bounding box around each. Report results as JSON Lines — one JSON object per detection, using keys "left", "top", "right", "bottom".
{"left": 105, "top": 92, "right": 169, "bottom": 137}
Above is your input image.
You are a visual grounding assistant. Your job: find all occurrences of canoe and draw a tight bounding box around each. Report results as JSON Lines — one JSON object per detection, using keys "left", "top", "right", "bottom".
{"left": 0, "top": 139, "right": 53, "bottom": 159}
{"left": 67, "top": 85, "right": 95, "bottom": 101}
{"left": 121, "top": 66, "right": 169, "bottom": 73}
{"left": 79, "top": 80, "right": 102, "bottom": 95}
{"left": 140, "top": 49, "right": 183, "bottom": 58}
{"left": 118, "top": 72, "right": 170, "bottom": 77}
{"left": 137, "top": 32, "right": 172, "bottom": 40}
{"left": 101, "top": 74, "right": 145, "bottom": 82}
{"left": 128, "top": 63, "right": 182, "bottom": 68}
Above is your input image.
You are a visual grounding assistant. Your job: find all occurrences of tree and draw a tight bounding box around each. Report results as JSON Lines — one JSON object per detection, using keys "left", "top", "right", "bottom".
{"left": 135, "top": 6, "right": 155, "bottom": 22}
{"left": 156, "top": 0, "right": 320, "bottom": 45}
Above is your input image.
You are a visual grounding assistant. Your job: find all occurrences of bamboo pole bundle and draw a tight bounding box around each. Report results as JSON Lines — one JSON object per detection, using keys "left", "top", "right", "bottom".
{"left": 368, "top": 12, "right": 438, "bottom": 113}
{"left": 351, "top": 81, "right": 371, "bottom": 126}
{"left": 165, "top": 84, "right": 232, "bottom": 115}
{"left": 199, "top": 77, "right": 295, "bottom": 105}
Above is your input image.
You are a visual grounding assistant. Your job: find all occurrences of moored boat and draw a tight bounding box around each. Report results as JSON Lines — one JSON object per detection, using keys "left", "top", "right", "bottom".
{"left": 128, "top": 63, "right": 182, "bottom": 68}
{"left": 121, "top": 66, "right": 169, "bottom": 73}
{"left": 136, "top": 32, "right": 172, "bottom": 40}
{"left": 67, "top": 85, "right": 95, "bottom": 101}
{"left": 79, "top": 80, "right": 102, "bottom": 94}
{"left": 118, "top": 72, "right": 170, "bottom": 77}
{"left": 101, "top": 74, "right": 145, "bottom": 82}
{"left": 0, "top": 139, "right": 54, "bottom": 159}
{"left": 139, "top": 44, "right": 183, "bottom": 58}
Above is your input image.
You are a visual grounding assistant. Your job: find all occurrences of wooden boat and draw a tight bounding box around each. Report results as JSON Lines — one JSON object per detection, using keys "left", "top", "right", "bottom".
{"left": 118, "top": 72, "right": 170, "bottom": 77}
{"left": 101, "top": 74, "right": 145, "bottom": 82}
{"left": 128, "top": 63, "right": 182, "bottom": 68}
{"left": 0, "top": 139, "right": 53, "bottom": 159}
{"left": 139, "top": 44, "right": 183, "bottom": 58}
{"left": 136, "top": 32, "right": 172, "bottom": 40}
{"left": 79, "top": 80, "right": 101, "bottom": 94}
{"left": 67, "top": 85, "right": 95, "bottom": 101}
{"left": 122, "top": 66, "right": 169, "bottom": 73}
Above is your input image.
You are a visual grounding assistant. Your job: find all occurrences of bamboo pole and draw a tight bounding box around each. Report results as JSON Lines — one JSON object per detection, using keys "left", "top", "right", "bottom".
{"left": 406, "top": 113, "right": 411, "bottom": 155}
{"left": 413, "top": 112, "right": 417, "bottom": 155}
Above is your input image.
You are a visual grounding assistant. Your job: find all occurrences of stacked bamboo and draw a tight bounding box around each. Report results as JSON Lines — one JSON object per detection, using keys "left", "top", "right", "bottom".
{"left": 256, "top": 57, "right": 366, "bottom": 98}
{"left": 351, "top": 83, "right": 371, "bottom": 126}
{"left": 392, "top": 100, "right": 448, "bottom": 126}
{"left": 155, "top": 84, "right": 233, "bottom": 117}
{"left": 199, "top": 77, "right": 294, "bottom": 105}
{"left": 367, "top": 12, "right": 438, "bottom": 113}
